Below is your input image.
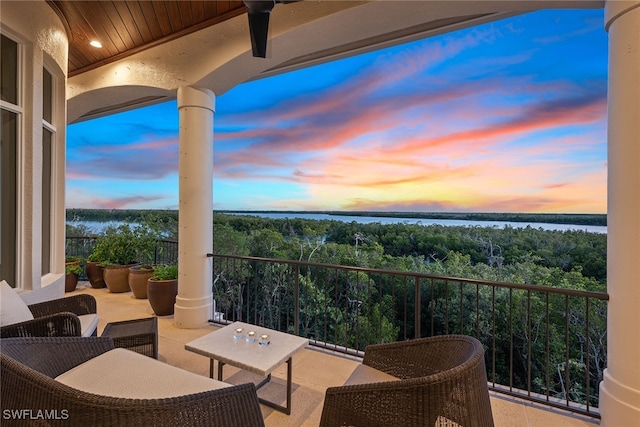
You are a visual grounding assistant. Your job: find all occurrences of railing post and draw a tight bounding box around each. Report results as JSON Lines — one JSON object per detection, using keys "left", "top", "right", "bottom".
{"left": 294, "top": 264, "right": 300, "bottom": 336}
{"left": 414, "top": 276, "right": 421, "bottom": 339}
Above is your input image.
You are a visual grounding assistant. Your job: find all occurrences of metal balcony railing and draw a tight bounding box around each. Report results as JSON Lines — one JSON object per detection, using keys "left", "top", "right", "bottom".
{"left": 65, "top": 237, "right": 608, "bottom": 418}
{"left": 209, "top": 253, "right": 608, "bottom": 419}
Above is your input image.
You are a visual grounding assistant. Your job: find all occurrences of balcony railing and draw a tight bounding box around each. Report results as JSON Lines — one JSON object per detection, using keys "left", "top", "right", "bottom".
{"left": 210, "top": 254, "right": 608, "bottom": 419}
{"left": 65, "top": 237, "right": 608, "bottom": 418}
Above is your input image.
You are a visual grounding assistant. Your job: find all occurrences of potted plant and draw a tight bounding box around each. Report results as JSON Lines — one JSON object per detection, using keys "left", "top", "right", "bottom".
{"left": 129, "top": 264, "right": 155, "bottom": 299}
{"left": 147, "top": 264, "right": 178, "bottom": 316}
{"left": 91, "top": 225, "right": 137, "bottom": 293}
{"left": 90, "top": 223, "right": 158, "bottom": 293}
{"left": 64, "top": 256, "right": 83, "bottom": 292}
{"left": 85, "top": 252, "right": 107, "bottom": 289}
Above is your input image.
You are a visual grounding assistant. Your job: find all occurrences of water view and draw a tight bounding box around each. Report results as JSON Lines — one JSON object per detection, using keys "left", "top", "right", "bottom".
{"left": 225, "top": 212, "right": 607, "bottom": 234}
{"left": 68, "top": 212, "right": 607, "bottom": 234}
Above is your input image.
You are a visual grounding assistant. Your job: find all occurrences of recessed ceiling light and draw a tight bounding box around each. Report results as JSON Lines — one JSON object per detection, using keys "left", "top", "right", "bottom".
{"left": 89, "top": 40, "right": 103, "bottom": 48}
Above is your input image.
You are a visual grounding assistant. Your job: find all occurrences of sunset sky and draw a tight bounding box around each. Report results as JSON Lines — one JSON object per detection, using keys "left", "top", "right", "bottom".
{"left": 66, "top": 8, "right": 608, "bottom": 213}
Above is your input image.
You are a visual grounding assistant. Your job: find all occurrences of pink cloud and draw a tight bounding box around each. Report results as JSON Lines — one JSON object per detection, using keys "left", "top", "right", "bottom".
{"left": 67, "top": 137, "right": 179, "bottom": 180}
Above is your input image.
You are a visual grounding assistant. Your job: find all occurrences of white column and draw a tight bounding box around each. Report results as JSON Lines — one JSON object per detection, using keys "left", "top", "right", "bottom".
{"left": 174, "top": 86, "right": 215, "bottom": 329}
{"left": 600, "top": 2, "right": 640, "bottom": 425}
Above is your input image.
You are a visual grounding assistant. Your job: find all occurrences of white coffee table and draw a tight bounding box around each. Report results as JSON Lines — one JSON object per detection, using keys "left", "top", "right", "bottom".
{"left": 185, "top": 321, "right": 308, "bottom": 415}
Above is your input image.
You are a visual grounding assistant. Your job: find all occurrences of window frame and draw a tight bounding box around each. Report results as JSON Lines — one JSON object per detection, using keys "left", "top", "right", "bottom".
{"left": 0, "top": 32, "right": 23, "bottom": 286}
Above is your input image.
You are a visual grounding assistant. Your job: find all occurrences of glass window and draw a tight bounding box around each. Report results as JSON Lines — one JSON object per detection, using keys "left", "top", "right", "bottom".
{"left": 1, "top": 109, "right": 17, "bottom": 283}
{"left": 1, "top": 35, "right": 18, "bottom": 104}
{"left": 1, "top": 33, "right": 18, "bottom": 284}
{"left": 43, "top": 68, "right": 52, "bottom": 123}
{"left": 41, "top": 128, "right": 52, "bottom": 275}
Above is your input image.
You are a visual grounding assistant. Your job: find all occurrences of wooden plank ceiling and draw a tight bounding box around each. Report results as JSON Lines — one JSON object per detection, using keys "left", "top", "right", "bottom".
{"left": 47, "top": 1, "right": 247, "bottom": 77}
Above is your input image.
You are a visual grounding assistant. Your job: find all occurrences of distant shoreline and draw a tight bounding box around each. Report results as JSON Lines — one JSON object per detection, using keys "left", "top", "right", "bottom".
{"left": 66, "top": 208, "right": 607, "bottom": 227}
{"left": 219, "top": 210, "right": 607, "bottom": 226}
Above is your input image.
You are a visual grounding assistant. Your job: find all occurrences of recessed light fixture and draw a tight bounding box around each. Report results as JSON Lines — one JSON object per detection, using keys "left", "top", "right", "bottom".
{"left": 89, "top": 40, "right": 103, "bottom": 48}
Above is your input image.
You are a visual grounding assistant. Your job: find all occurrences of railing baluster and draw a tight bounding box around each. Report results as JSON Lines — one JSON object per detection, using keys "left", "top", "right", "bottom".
{"left": 492, "top": 285, "right": 496, "bottom": 386}
{"left": 430, "top": 277, "right": 434, "bottom": 337}
{"left": 586, "top": 297, "right": 591, "bottom": 412}
{"left": 565, "top": 294, "right": 570, "bottom": 407}
{"left": 414, "top": 276, "right": 421, "bottom": 339}
{"left": 459, "top": 281, "right": 464, "bottom": 334}
{"left": 527, "top": 289, "right": 531, "bottom": 397}
{"left": 445, "top": 279, "right": 450, "bottom": 335}
{"left": 476, "top": 283, "right": 480, "bottom": 340}
{"left": 546, "top": 292, "right": 550, "bottom": 403}
{"left": 509, "top": 287, "right": 513, "bottom": 392}
{"left": 294, "top": 264, "right": 300, "bottom": 336}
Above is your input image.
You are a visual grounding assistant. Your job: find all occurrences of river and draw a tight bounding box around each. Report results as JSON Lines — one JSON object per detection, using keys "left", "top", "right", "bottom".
{"left": 226, "top": 212, "right": 607, "bottom": 234}
{"left": 67, "top": 213, "right": 607, "bottom": 234}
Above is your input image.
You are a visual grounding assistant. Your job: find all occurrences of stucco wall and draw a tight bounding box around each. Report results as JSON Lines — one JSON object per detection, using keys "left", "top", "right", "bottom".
{"left": 1, "top": 0, "right": 68, "bottom": 297}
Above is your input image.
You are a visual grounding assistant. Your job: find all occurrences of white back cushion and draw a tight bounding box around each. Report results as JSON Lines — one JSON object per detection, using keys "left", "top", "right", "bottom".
{"left": 78, "top": 314, "right": 99, "bottom": 337}
{"left": 56, "top": 348, "right": 230, "bottom": 398}
{"left": 0, "top": 280, "right": 35, "bottom": 327}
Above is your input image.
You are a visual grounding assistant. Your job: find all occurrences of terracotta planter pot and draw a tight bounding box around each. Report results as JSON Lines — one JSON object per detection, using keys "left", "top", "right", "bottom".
{"left": 128, "top": 265, "right": 154, "bottom": 299}
{"left": 64, "top": 261, "right": 81, "bottom": 292}
{"left": 103, "top": 264, "right": 136, "bottom": 293}
{"left": 147, "top": 279, "right": 178, "bottom": 316}
{"left": 85, "top": 261, "right": 106, "bottom": 289}
{"left": 65, "top": 273, "right": 79, "bottom": 292}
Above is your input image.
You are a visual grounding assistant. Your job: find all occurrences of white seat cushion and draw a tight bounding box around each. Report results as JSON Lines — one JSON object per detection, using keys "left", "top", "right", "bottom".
{"left": 343, "top": 363, "right": 399, "bottom": 386}
{"left": 56, "top": 348, "right": 230, "bottom": 398}
{"left": 78, "top": 314, "right": 99, "bottom": 337}
{"left": 0, "top": 280, "right": 34, "bottom": 327}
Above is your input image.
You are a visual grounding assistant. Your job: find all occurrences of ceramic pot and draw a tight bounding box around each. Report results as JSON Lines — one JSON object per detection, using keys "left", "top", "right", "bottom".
{"left": 64, "top": 261, "right": 80, "bottom": 292}
{"left": 85, "top": 261, "right": 106, "bottom": 289}
{"left": 128, "top": 265, "right": 154, "bottom": 299}
{"left": 147, "top": 278, "right": 178, "bottom": 316}
{"left": 103, "top": 264, "right": 136, "bottom": 293}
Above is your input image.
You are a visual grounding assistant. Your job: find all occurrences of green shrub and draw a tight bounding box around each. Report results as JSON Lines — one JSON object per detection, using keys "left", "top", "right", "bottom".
{"left": 89, "top": 223, "right": 159, "bottom": 266}
{"left": 150, "top": 264, "right": 178, "bottom": 280}
{"left": 65, "top": 255, "right": 83, "bottom": 263}
{"left": 65, "top": 263, "right": 83, "bottom": 275}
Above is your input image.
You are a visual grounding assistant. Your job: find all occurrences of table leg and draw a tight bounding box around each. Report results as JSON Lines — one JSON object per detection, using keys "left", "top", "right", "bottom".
{"left": 256, "top": 373, "right": 272, "bottom": 389}
{"left": 286, "top": 355, "right": 292, "bottom": 412}
{"left": 217, "top": 360, "right": 225, "bottom": 381}
{"left": 206, "top": 356, "right": 294, "bottom": 415}
{"left": 258, "top": 357, "right": 293, "bottom": 415}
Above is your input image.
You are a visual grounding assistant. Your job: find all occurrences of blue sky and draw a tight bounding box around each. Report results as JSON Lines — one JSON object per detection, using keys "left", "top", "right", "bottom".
{"left": 66, "top": 8, "right": 607, "bottom": 213}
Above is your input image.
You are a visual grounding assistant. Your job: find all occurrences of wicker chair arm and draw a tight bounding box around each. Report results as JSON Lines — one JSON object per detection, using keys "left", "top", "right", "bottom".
{"left": 0, "top": 313, "right": 82, "bottom": 339}
{"left": 1, "top": 353, "right": 265, "bottom": 427}
{"left": 0, "top": 337, "right": 114, "bottom": 377}
{"left": 28, "top": 294, "right": 97, "bottom": 317}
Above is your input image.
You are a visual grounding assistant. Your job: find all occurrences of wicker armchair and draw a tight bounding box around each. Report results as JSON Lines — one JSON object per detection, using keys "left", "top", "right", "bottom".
{"left": 1, "top": 337, "right": 265, "bottom": 427}
{"left": 320, "top": 335, "right": 494, "bottom": 427}
{"left": 0, "top": 294, "right": 97, "bottom": 338}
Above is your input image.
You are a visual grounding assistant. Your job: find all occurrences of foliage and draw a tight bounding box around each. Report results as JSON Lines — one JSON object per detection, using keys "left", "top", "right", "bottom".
{"left": 65, "top": 255, "right": 83, "bottom": 276}
{"left": 65, "top": 263, "right": 83, "bottom": 276}
{"left": 150, "top": 264, "right": 178, "bottom": 280}
{"left": 89, "top": 223, "right": 159, "bottom": 266}
{"left": 65, "top": 255, "right": 83, "bottom": 263}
